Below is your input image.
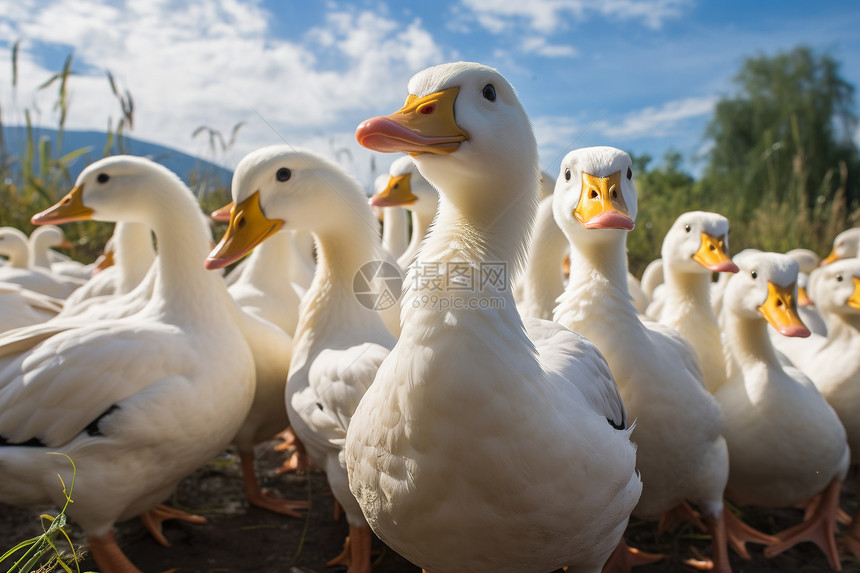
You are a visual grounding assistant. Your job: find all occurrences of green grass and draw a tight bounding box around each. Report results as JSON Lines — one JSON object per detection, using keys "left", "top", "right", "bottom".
{"left": 0, "top": 454, "right": 94, "bottom": 573}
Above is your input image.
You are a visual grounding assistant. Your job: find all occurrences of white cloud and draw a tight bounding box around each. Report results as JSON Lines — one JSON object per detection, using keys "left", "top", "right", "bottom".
{"left": 459, "top": 0, "right": 690, "bottom": 34}
{"left": 0, "top": 0, "right": 446, "bottom": 180}
{"left": 521, "top": 36, "right": 578, "bottom": 58}
{"left": 601, "top": 96, "right": 716, "bottom": 139}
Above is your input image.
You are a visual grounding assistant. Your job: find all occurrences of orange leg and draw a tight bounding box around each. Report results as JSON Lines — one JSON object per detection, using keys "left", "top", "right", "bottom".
{"left": 276, "top": 434, "right": 316, "bottom": 474}
{"left": 658, "top": 501, "right": 707, "bottom": 535}
{"left": 684, "top": 513, "right": 732, "bottom": 573}
{"left": 239, "top": 450, "right": 309, "bottom": 518}
{"left": 326, "top": 524, "right": 373, "bottom": 573}
{"left": 763, "top": 479, "right": 843, "bottom": 571}
{"left": 273, "top": 426, "right": 297, "bottom": 451}
{"left": 601, "top": 537, "right": 664, "bottom": 573}
{"left": 838, "top": 503, "right": 860, "bottom": 559}
{"left": 88, "top": 530, "right": 143, "bottom": 573}
{"left": 139, "top": 504, "right": 207, "bottom": 547}
{"left": 723, "top": 504, "right": 779, "bottom": 559}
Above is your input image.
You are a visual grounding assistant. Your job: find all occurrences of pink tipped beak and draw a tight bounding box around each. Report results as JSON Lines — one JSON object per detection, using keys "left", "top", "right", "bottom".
{"left": 707, "top": 261, "right": 740, "bottom": 273}
{"left": 778, "top": 324, "right": 811, "bottom": 338}
{"left": 582, "top": 211, "right": 635, "bottom": 231}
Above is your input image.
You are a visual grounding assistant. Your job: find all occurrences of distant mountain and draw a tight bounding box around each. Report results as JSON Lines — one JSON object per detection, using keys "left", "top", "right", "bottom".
{"left": 1, "top": 126, "right": 233, "bottom": 187}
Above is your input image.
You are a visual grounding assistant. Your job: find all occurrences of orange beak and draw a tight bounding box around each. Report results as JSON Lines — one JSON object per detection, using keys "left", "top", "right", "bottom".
{"left": 356, "top": 87, "right": 468, "bottom": 156}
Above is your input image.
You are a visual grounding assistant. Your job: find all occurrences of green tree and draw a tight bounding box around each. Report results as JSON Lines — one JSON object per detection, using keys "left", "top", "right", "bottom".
{"left": 700, "top": 45, "right": 860, "bottom": 255}
{"left": 628, "top": 150, "right": 697, "bottom": 276}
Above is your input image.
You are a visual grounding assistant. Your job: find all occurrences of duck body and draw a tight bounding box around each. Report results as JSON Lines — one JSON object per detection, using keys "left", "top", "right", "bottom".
{"left": 655, "top": 211, "right": 738, "bottom": 394}
{"left": 553, "top": 148, "right": 729, "bottom": 523}
{"left": 0, "top": 156, "right": 255, "bottom": 570}
{"left": 348, "top": 62, "right": 640, "bottom": 573}
{"left": 715, "top": 252, "right": 849, "bottom": 508}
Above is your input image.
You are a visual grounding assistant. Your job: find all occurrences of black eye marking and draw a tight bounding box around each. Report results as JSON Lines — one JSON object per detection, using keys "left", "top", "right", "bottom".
{"left": 97, "top": 173, "right": 110, "bottom": 184}
{"left": 564, "top": 168, "right": 571, "bottom": 182}
{"left": 837, "top": 275, "right": 844, "bottom": 282}
{"left": 684, "top": 224, "right": 691, "bottom": 233}
{"left": 627, "top": 167, "right": 632, "bottom": 180}
{"left": 276, "top": 167, "right": 291, "bottom": 182}
{"left": 751, "top": 270, "right": 757, "bottom": 279}
{"left": 482, "top": 84, "right": 496, "bottom": 102}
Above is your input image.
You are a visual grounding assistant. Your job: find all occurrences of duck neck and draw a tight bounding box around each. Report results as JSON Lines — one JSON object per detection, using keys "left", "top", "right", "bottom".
{"left": 723, "top": 310, "right": 780, "bottom": 368}
{"left": 382, "top": 206, "right": 408, "bottom": 257}
{"left": 399, "top": 206, "right": 435, "bottom": 269}
{"left": 235, "top": 230, "right": 296, "bottom": 298}
{"left": 519, "top": 201, "right": 568, "bottom": 317}
{"left": 557, "top": 231, "right": 638, "bottom": 328}
{"left": 144, "top": 199, "right": 234, "bottom": 322}
{"left": 295, "top": 213, "right": 390, "bottom": 344}
{"left": 661, "top": 266, "right": 716, "bottom": 323}
{"left": 404, "top": 191, "right": 534, "bottom": 314}
{"left": 115, "top": 222, "right": 155, "bottom": 293}
{"left": 823, "top": 311, "right": 860, "bottom": 344}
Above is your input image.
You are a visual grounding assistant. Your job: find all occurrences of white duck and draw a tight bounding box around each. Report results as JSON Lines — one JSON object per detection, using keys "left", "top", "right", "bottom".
{"left": 553, "top": 147, "right": 737, "bottom": 572}
{"left": 0, "top": 227, "right": 80, "bottom": 298}
{"left": 0, "top": 281, "right": 62, "bottom": 333}
{"left": 374, "top": 173, "right": 411, "bottom": 261}
{"left": 780, "top": 258, "right": 860, "bottom": 557}
{"left": 655, "top": 211, "right": 738, "bottom": 394}
{"left": 716, "top": 251, "right": 850, "bottom": 570}
{"left": 349, "top": 62, "right": 641, "bottom": 573}
{"left": 822, "top": 227, "right": 860, "bottom": 265}
{"left": 516, "top": 194, "right": 568, "bottom": 320}
{"left": 60, "top": 222, "right": 156, "bottom": 315}
{"left": 370, "top": 154, "right": 439, "bottom": 270}
{"left": 207, "top": 146, "right": 397, "bottom": 573}
{"left": 786, "top": 248, "right": 827, "bottom": 335}
{"left": 0, "top": 155, "right": 255, "bottom": 573}
{"left": 28, "top": 225, "right": 73, "bottom": 270}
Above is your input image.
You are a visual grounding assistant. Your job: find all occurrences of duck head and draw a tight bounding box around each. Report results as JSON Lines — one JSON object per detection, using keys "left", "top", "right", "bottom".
{"left": 807, "top": 258, "right": 860, "bottom": 316}
{"left": 356, "top": 62, "right": 539, "bottom": 226}
{"left": 725, "top": 251, "right": 810, "bottom": 337}
{"left": 661, "top": 211, "right": 738, "bottom": 274}
{"left": 552, "top": 146, "right": 637, "bottom": 247}
{"left": 822, "top": 227, "right": 860, "bottom": 265}
{"left": 206, "top": 145, "right": 375, "bottom": 270}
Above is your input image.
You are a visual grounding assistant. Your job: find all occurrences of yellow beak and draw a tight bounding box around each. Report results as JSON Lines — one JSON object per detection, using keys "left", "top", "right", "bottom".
{"left": 758, "top": 281, "right": 810, "bottom": 338}
{"left": 821, "top": 249, "right": 839, "bottom": 266}
{"left": 692, "top": 233, "right": 738, "bottom": 273}
{"left": 847, "top": 277, "right": 860, "bottom": 311}
{"left": 31, "top": 185, "right": 95, "bottom": 225}
{"left": 211, "top": 201, "right": 234, "bottom": 223}
{"left": 356, "top": 87, "right": 468, "bottom": 156}
{"left": 370, "top": 174, "right": 418, "bottom": 207}
{"left": 205, "top": 191, "right": 283, "bottom": 270}
{"left": 573, "top": 171, "right": 634, "bottom": 230}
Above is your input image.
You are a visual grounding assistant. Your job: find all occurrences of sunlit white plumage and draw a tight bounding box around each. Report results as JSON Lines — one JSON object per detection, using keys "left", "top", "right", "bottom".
{"left": 348, "top": 62, "right": 640, "bottom": 573}
{"left": 0, "top": 155, "right": 255, "bottom": 573}
{"left": 715, "top": 251, "right": 849, "bottom": 567}
{"left": 553, "top": 147, "right": 731, "bottom": 570}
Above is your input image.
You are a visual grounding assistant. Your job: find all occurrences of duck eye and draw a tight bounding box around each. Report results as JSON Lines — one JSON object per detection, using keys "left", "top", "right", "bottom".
{"left": 684, "top": 224, "right": 691, "bottom": 233}
{"left": 751, "top": 270, "right": 757, "bottom": 279}
{"left": 627, "top": 167, "right": 632, "bottom": 180}
{"left": 482, "top": 84, "right": 496, "bottom": 102}
{"left": 97, "top": 173, "right": 110, "bottom": 184}
{"left": 276, "top": 168, "right": 291, "bottom": 182}
{"left": 564, "top": 168, "right": 571, "bottom": 182}
{"left": 837, "top": 275, "right": 844, "bottom": 282}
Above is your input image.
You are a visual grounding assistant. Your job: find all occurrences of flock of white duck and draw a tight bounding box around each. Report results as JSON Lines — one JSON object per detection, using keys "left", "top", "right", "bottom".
{"left": 1, "top": 62, "right": 860, "bottom": 573}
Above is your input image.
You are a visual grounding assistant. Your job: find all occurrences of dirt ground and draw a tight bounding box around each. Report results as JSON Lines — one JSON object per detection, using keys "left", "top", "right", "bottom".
{"left": 2, "top": 439, "right": 860, "bottom": 573}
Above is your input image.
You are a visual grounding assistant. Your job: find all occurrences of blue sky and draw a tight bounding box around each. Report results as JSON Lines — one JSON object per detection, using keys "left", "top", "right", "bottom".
{"left": 1, "top": 0, "right": 859, "bottom": 186}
